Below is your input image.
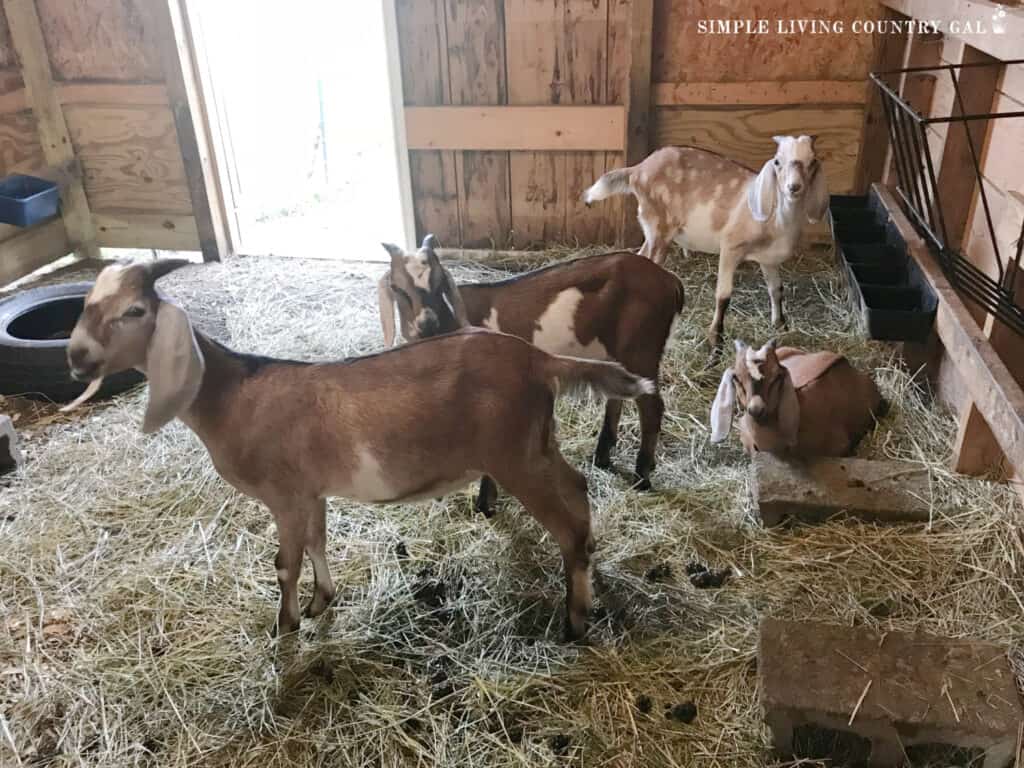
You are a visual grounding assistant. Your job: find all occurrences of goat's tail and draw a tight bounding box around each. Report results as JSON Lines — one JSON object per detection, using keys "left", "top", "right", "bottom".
{"left": 544, "top": 355, "right": 655, "bottom": 400}
{"left": 583, "top": 167, "right": 632, "bottom": 206}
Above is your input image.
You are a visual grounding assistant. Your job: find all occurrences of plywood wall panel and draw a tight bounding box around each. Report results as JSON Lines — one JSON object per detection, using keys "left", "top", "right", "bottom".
{"left": 652, "top": 0, "right": 879, "bottom": 83}
{"left": 0, "top": 110, "right": 44, "bottom": 176}
{"left": 0, "top": 9, "right": 15, "bottom": 68}
{"left": 35, "top": 0, "right": 163, "bottom": 82}
{"left": 651, "top": 106, "right": 862, "bottom": 192}
{"left": 65, "top": 104, "right": 191, "bottom": 213}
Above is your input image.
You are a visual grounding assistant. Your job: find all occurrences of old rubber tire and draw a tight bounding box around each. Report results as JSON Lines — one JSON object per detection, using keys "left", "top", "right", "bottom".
{"left": 0, "top": 282, "right": 144, "bottom": 403}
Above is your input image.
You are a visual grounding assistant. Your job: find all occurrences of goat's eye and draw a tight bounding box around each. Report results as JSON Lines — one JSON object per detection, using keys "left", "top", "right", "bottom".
{"left": 773, "top": 158, "right": 781, "bottom": 168}
{"left": 122, "top": 306, "right": 145, "bottom": 319}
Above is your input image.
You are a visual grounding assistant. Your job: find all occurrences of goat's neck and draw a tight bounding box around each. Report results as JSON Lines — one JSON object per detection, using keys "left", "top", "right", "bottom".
{"left": 176, "top": 332, "right": 248, "bottom": 437}
{"left": 773, "top": 194, "right": 805, "bottom": 233}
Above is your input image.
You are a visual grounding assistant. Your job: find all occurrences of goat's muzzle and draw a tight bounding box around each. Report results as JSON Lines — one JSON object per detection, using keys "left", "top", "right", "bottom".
{"left": 68, "top": 344, "right": 100, "bottom": 381}
{"left": 747, "top": 396, "right": 768, "bottom": 421}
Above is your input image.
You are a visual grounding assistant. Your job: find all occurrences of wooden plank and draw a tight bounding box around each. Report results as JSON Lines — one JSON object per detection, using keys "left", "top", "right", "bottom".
{"left": 504, "top": 0, "right": 568, "bottom": 247}
{"left": 58, "top": 83, "right": 169, "bottom": 106}
{"left": 446, "top": 0, "right": 511, "bottom": 248}
{"left": 884, "top": 32, "right": 944, "bottom": 185}
{"left": 854, "top": 6, "right": 908, "bottom": 193}
{"left": 405, "top": 106, "right": 625, "bottom": 151}
{"left": 877, "top": 183, "right": 1024, "bottom": 479}
{"left": 621, "top": 0, "right": 653, "bottom": 247}
{"left": 882, "top": 0, "right": 1024, "bottom": 63}
{"left": 0, "top": 13, "right": 14, "bottom": 68}
{"left": 3, "top": 0, "right": 98, "bottom": 260}
{"left": 34, "top": 0, "right": 163, "bottom": 82}
{"left": 382, "top": 0, "right": 417, "bottom": 250}
{"left": 64, "top": 104, "right": 192, "bottom": 214}
{"left": 395, "top": 0, "right": 460, "bottom": 246}
{"left": 651, "top": 106, "right": 863, "bottom": 193}
{"left": 653, "top": 80, "right": 868, "bottom": 107}
{"left": 142, "top": 0, "right": 227, "bottom": 261}
{"left": 93, "top": 211, "right": 199, "bottom": 250}
{"left": 602, "top": 0, "right": 628, "bottom": 245}
{"left": 752, "top": 453, "right": 934, "bottom": 527}
{"left": 0, "top": 218, "right": 70, "bottom": 287}
{"left": 0, "top": 110, "right": 44, "bottom": 176}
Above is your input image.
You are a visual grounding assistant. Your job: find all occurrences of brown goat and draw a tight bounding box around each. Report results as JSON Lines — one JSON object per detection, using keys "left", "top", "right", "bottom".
{"left": 710, "top": 339, "right": 885, "bottom": 457}
{"left": 66, "top": 260, "right": 655, "bottom": 639}
{"left": 379, "top": 237, "right": 684, "bottom": 509}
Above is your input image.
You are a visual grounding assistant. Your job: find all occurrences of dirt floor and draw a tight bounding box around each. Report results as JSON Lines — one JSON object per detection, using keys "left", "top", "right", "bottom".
{"left": 1, "top": 246, "right": 1021, "bottom": 767}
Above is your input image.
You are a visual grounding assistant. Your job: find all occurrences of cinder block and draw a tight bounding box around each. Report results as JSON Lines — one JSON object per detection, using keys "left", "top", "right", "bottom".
{"left": 752, "top": 453, "right": 934, "bottom": 527}
{"left": 759, "top": 617, "right": 1023, "bottom": 768}
{"left": 0, "top": 415, "right": 22, "bottom": 474}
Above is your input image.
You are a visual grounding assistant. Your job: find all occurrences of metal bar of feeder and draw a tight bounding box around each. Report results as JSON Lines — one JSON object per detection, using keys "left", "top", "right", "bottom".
{"left": 919, "top": 118, "right": 949, "bottom": 249}
{"left": 874, "top": 59, "right": 1024, "bottom": 76}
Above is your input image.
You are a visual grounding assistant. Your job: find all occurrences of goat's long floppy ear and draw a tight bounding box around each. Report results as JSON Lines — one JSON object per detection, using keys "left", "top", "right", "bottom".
{"left": 378, "top": 273, "right": 398, "bottom": 347}
{"left": 805, "top": 158, "right": 829, "bottom": 224}
{"left": 777, "top": 369, "right": 801, "bottom": 450}
{"left": 142, "top": 302, "right": 204, "bottom": 434}
{"left": 440, "top": 265, "right": 469, "bottom": 328}
{"left": 748, "top": 160, "right": 777, "bottom": 222}
{"left": 710, "top": 368, "right": 736, "bottom": 443}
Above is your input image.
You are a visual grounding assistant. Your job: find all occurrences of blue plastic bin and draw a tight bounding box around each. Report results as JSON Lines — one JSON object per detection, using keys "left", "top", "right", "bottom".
{"left": 0, "top": 174, "right": 60, "bottom": 227}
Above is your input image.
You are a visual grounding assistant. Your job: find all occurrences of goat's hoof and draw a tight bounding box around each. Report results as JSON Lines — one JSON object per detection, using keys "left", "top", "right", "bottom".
{"left": 632, "top": 473, "right": 652, "bottom": 492}
{"left": 563, "top": 618, "right": 587, "bottom": 643}
{"left": 303, "top": 590, "right": 336, "bottom": 619}
{"left": 271, "top": 618, "right": 301, "bottom": 638}
{"left": 474, "top": 498, "right": 496, "bottom": 518}
{"left": 773, "top": 314, "right": 788, "bottom": 330}
{"left": 593, "top": 452, "right": 613, "bottom": 470}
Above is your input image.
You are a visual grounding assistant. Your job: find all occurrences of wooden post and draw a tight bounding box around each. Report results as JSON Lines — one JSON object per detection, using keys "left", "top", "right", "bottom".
{"left": 619, "top": 0, "right": 652, "bottom": 247}
{"left": 3, "top": 0, "right": 98, "bottom": 260}
{"left": 144, "top": 0, "right": 229, "bottom": 262}
{"left": 884, "top": 32, "right": 943, "bottom": 186}
{"left": 854, "top": 7, "right": 909, "bottom": 194}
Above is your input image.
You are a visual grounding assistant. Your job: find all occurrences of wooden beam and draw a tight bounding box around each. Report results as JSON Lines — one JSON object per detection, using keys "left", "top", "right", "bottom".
{"left": 93, "top": 212, "right": 200, "bottom": 250}
{"left": 0, "top": 218, "right": 70, "bottom": 287}
{"left": 0, "top": 84, "right": 170, "bottom": 116}
{"left": 885, "top": 31, "right": 944, "bottom": 185}
{"left": 403, "top": 106, "right": 625, "bottom": 151}
{"left": 877, "top": 183, "right": 1024, "bottom": 478}
{"left": 652, "top": 80, "right": 867, "bottom": 107}
{"left": 882, "top": 0, "right": 1024, "bottom": 63}
{"left": 3, "top": 0, "right": 99, "bottom": 260}
{"left": 142, "top": 0, "right": 228, "bottom": 262}
{"left": 620, "top": 0, "right": 653, "bottom": 247}
{"left": 854, "top": 7, "right": 909, "bottom": 193}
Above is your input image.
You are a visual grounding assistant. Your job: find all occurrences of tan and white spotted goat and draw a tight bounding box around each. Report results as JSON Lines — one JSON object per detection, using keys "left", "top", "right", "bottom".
{"left": 709, "top": 339, "right": 885, "bottom": 457}
{"left": 584, "top": 136, "right": 829, "bottom": 347}
{"left": 66, "top": 259, "right": 656, "bottom": 639}
{"left": 379, "top": 236, "right": 684, "bottom": 506}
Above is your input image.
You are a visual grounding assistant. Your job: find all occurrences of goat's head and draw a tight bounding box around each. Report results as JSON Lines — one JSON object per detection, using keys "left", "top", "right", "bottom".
{"left": 66, "top": 259, "right": 204, "bottom": 433}
{"left": 378, "top": 234, "right": 468, "bottom": 346}
{"left": 748, "top": 135, "right": 829, "bottom": 224}
{"left": 710, "top": 339, "right": 799, "bottom": 446}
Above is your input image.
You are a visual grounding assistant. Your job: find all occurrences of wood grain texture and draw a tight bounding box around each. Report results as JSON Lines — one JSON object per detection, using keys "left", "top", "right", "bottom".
{"left": 0, "top": 110, "right": 44, "bottom": 176}
{"left": 35, "top": 0, "right": 163, "bottom": 82}
{"left": 651, "top": 106, "right": 863, "bottom": 193}
{"left": 64, "top": 104, "right": 191, "bottom": 213}
{"left": 447, "top": 0, "right": 510, "bottom": 248}
{"left": 0, "top": 9, "right": 13, "bottom": 68}
{"left": 0, "top": 218, "right": 69, "bottom": 286}
{"left": 396, "top": 0, "right": 459, "bottom": 246}
{"left": 652, "top": 0, "right": 878, "bottom": 83}
{"left": 604, "top": 0, "right": 628, "bottom": 244}
{"left": 94, "top": 211, "right": 199, "bottom": 249}
{"left": 654, "top": 80, "right": 868, "bottom": 106}
{"left": 883, "top": 0, "right": 1024, "bottom": 63}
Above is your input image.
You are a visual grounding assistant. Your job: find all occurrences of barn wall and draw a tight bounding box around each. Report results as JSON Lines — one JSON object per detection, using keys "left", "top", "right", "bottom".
{"left": 396, "top": 0, "right": 882, "bottom": 248}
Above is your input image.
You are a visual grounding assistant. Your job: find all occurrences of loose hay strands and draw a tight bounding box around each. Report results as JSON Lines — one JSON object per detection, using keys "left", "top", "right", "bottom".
{"left": 0, "top": 246, "right": 1022, "bottom": 767}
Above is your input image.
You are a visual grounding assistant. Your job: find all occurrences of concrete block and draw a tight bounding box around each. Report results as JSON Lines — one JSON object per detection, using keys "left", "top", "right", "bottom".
{"left": 759, "top": 617, "right": 1023, "bottom": 767}
{"left": 752, "top": 453, "right": 935, "bottom": 527}
{"left": 0, "top": 415, "right": 23, "bottom": 474}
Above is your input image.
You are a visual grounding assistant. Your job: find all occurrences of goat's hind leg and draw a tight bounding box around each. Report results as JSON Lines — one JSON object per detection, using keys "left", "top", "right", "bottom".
{"left": 474, "top": 476, "right": 499, "bottom": 518}
{"left": 709, "top": 249, "right": 739, "bottom": 351}
{"left": 760, "top": 263, "right": 786, "bottom": 329}
{"left": 303, "top": 497, "right": 336, "bottom": 619}
{"left": 634, "top": 392, "right": 664, "bottom": 491}
{"left": 270, "top": 505, "right": 307, "bottom": 636}
{"left": 594, "top": 399, "right": 623, "bottom": 469}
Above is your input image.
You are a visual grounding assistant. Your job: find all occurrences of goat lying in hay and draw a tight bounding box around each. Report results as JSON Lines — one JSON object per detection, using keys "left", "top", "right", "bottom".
{"left": 709, "top": 339, "right": 885, "bottom": 457}
{"left": 584, "top": 135, "right": 829, "bottom": 348}
{"left": 378, "top": 237, "right": 684, "bottom": 509}
{"left": 64, "top": 260, "right": 655, "bottom": 639}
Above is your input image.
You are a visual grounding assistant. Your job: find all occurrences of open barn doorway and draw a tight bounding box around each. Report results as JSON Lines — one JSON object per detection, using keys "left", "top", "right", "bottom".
{"left": 186, "top": 1, "right": 411, "bottom": 260}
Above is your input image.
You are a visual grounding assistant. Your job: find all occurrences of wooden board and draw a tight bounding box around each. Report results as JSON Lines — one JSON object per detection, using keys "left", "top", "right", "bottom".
{"left": 652, "top": 0, "right": 878, "bottom": 83}
{"left": 0, "top": 11, "right": 13, "bottom": 67}
{"left": 651, "top": 106, "right": 863, "bottom": 193}
{"left": 404, "top": 106, "right": 625, "bottom": 151}
{"left": 64, "top": 104, "right": 192, "bottom": 214}
{"left": 94, "top": 211, "right": 199, "bottom": 250}
{"left": 654, "top": 80, "right": 867, "bottom": 106}
{"left": 446, "top": 0, "right": 510, "bottom": 248}
{"left": 0, "top": 110, "right": 44, "bottom": 176}
{"left": 0, "top": 218, "right": 69, "bottom": 287}
{"left": 604, "top": 0, "right": 629, "bottom": 244}
{"left": 395, "top": 0, "right": 459, "bottom": 246}
{"left": 35, "top": 0, "right": 163, "bottom": 82}
{"left": 883, "top": 0, "right": 1024, "bottom": 63}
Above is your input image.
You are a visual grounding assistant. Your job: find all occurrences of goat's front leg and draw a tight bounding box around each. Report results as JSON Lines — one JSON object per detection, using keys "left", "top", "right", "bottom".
{"left": 594, "top": 399, "right": 623, "bottom": 469}
{"left": 474, "top": 476, "right": 498, "bottom": 518}
{"left": 303, "top": 498, "right": 336, "bottom": 619}
{"left": 709, "top": 249, "right": 739, "bottom": 349}
{"left": 272, "top": 508, "right": 306, "bottom": 636}
{"left": 760, "top": 263, "right": 786, "bottom": 328}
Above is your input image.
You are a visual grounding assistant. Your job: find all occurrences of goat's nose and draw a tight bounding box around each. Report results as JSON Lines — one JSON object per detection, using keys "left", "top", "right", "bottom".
{"left": 68, "top": 346, "right": 98, "bottom": 380}
{"left": 788, "top": 182, "right": 803, "bottom": 194}
{"left": 68, "top": 345, "right": 89, "bottom": 369}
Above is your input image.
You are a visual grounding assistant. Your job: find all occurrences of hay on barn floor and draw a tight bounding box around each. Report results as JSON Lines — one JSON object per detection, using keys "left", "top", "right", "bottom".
{"left": 0, "top": 245, "right": 1021, "bottom": 767}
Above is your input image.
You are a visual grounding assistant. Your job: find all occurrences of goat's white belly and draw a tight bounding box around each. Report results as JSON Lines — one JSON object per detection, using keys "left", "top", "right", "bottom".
{"left": 675, "top": 201, "right": 723, "bottom": 255}
{"left": 530, "top": 288, "right": 608, "bottom": 359}
{"left": 329, "top": 446, "right": 478, "bottom": 504}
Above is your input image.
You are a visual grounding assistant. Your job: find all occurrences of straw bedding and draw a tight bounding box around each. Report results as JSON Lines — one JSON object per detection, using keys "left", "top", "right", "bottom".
{"left": 0, "top": 245, "right": 1021, "bottom": 767}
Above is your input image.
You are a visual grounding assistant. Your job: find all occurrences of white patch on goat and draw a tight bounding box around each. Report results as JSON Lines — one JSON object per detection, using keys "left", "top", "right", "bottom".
{"left": 674, "top": 200, "right": 722, "bottom": 254}
{"left": 745, "top": 348, "right": 765, "bottom": 381}
{"left": 482, "top": 307, "right": 501, "bottom": 332}
{"left": 404, "top": 255, "right": 432, "bottom": 290}
{"left": 346, "top": 446, "right": 395, "bottom": 502}
{"left": 89, "top": 267, "right": 125, "bottom": 303}
{"left": 532, "top": 289, "right": 608, "bottom": 359}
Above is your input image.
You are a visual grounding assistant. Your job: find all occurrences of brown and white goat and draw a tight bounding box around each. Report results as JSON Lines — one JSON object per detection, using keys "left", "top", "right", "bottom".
{"left": 378, "top": 236, "right": 684, "bottom": 505}
{"left": 66, "top": 260, "right": 655, "bottom": 639}
{"left": 584, "top": 136, "right": 829, "bottom": 347}
{"left": 709, "top": 339, "right": 885, "bottom": 457}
